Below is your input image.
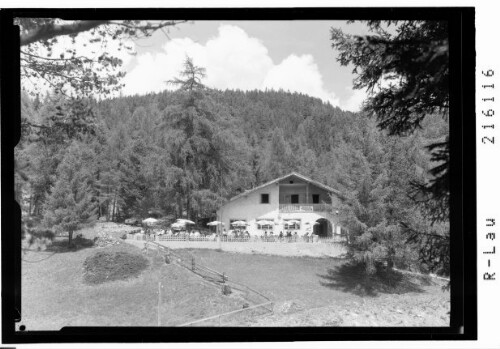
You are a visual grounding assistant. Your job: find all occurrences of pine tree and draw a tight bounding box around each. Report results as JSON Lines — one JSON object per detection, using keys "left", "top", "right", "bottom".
{"left": 43, "top": 142, "right": 98, "bottom": 245}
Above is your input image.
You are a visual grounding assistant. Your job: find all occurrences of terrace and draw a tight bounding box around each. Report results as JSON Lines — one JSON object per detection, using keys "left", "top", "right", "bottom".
{"left": 278, "top": 204, "right": 330, "bottom": 213}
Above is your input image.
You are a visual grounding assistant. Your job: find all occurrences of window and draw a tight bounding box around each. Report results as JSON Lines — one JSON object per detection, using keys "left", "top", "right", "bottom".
{"left": 257, "top": 223, "right": 273, "bottom": 230}
{"left": 312, "top": 194, "right": 320, "bottom": 204}
{"left": 261, "top": 193, "right": 270, "bottom": 204}
{"left": 291, "top": 194, "right": 299, "bottom": 204}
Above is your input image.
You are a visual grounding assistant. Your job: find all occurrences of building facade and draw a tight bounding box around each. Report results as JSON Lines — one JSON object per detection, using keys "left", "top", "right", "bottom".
{"left": 217, "top": 172, "right": 344, "bottom": 237}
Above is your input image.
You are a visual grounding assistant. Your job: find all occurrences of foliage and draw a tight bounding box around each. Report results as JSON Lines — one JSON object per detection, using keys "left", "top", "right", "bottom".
{"left": 83, "top": 249, "right": 149, "bottom": 284}
{"left": 43, "top": 141, "right": 98, "bottom": 244}
{"left": 331, "top": 20, "right": 450, "bottom": 275}
{"left": 18, "top": 18, "right": 185, "bottom": 97}
{"left": 161, "top": 57, "right": 245, "bottom": 219}
{"left": 17, "top": 65, "right": 447, "bottom": 272}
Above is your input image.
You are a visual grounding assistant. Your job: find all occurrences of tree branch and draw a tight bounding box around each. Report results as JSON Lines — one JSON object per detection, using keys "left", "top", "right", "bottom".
{"left": 21, "top": 49, "right": 93, "bottom": 62}
{"left": 21, "top": 20, "right": 108, "bottom": 46}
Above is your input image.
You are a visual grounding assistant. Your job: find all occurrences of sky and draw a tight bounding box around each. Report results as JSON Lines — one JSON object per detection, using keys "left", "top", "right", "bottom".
{"left": 23, "top": 20, "right": 371, "bottom": 112}
{"left": 119, "top": 20, "right": 370, "bottom": 111}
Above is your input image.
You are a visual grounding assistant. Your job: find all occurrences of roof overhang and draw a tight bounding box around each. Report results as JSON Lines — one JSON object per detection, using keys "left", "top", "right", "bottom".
{"left": 220, "top": 172, "right": 341, "bottom": 208}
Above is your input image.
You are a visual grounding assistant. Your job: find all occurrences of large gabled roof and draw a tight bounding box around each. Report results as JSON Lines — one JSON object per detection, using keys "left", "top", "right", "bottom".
{"left": 223, "top": 172, "right": 341, "bottom": 205}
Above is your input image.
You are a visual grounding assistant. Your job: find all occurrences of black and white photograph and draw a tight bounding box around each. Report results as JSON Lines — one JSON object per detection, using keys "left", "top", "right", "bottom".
{"left": 1, "top": 5, "right": 479, "bottom": 345}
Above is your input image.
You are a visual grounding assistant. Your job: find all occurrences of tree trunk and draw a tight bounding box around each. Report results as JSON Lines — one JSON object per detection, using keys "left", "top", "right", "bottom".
{"left": 96, "top": 170, "right": 101, "bottom": 219}
{"left": 186, "top": 194, "right": 191, "bottom": 220}
{"left": 111, "top": 190, "right": 117, "bottom": 222}
{"left": 68, "top": 229, "right": 73, "bottom": 246}
{"left": 28, "top": 190, "right": 33, "bottom": 216}
{"left": 176, "top": 194, "right": 183, "bottom": 218}
{"left": 387, "top": 259, "right": 394, "bottom": 270}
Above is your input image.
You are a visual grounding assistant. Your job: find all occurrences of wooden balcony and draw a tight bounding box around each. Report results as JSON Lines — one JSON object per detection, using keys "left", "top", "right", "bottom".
{"left": 279, "top": 204, "right": 330, "bottom": 213}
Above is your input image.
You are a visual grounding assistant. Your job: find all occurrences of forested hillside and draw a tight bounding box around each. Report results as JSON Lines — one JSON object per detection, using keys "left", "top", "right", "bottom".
{"left": 16, "top": 70, "right": 448, "bottom": 272}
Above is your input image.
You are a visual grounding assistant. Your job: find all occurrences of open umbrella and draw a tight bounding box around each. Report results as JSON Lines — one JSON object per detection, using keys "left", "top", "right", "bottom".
{"left": 171, "top": 222, "right": 185, "bottom": 229}
{"left": 256, "top": 220, "right": 274, "bottom": 225}
{"left": 176, "top": 218, "right": 195, "bottom": 225}
{"left": 143, "top": 217, "right": 158, "bottom": 225}
{"left": 231, "top": 220, "right": 248, "bottom": 227}
{"left": 207, "top": 221, "right": 224, "bottom": 226}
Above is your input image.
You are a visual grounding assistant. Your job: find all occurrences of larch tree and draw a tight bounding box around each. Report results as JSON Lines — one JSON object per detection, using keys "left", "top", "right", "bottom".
{"left": 163, "top": 57, "right": 242, "bottom": 220}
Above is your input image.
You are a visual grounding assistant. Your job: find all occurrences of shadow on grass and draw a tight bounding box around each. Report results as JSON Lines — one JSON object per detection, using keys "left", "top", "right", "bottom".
{"left": 318, "top": 263, "right": 425, "bottom": 297}
{"left": 45, "top": 236, "right": 95, "bottom": 253}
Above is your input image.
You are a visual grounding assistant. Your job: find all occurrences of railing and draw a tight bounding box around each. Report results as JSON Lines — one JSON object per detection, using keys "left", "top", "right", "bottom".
{"left": 279, "top": 204, "right": 330, "bottom": 212}
{"left": 142, "top": 241, "right": 273, "bottom": 326}
{"left": 151, "top": 234, "right": 348, "bottom": 244}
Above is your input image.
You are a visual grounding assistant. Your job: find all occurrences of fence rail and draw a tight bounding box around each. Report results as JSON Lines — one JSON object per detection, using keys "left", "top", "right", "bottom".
{"left": 279, "top": 203, "right": 329, "bottom": 212}
{"left": 143, "top": 240, "right": 273, "bottom": 326}
{"left": 151, "top": 235, "right": 347, "bottom": 244}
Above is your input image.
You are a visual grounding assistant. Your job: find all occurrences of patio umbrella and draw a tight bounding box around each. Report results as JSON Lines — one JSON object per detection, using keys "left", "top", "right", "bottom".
{"left": 143, "top": 217, "right": 158, "bottom": 225}
{"left": 256, "top": 220, "right": 274, "bottom": 225}
{"left": 207, "top": 221, "right": 224, "bottom": 226}
{"left": 176, "top": 219, "right": 195, "bottom": 225}
{"left": 171, "top": 222, "right": 185, "bottom": 229}
{"left": 231, "top": 220, "right": 248, "bottom": 226}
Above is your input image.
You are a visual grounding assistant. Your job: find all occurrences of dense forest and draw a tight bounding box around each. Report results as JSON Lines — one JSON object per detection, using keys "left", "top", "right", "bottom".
{"left": 14, "top": 18, "right": 451, "bottom": 280}
{"left": 16, "top": 54, "right": 449, "bottom": 272}
{"left": 16, "top": 62, "right": 449, "bottom": 274}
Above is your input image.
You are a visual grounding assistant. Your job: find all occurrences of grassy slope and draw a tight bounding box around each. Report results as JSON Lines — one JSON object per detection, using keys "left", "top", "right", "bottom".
{"left": 21, "top": 240, "right": 245, "bottom": 330}
{"left": 182, "top": 248, "right": 450, "bottom": 326}
{"left": 21, "top": 223, "right": 449, "bottom": 328}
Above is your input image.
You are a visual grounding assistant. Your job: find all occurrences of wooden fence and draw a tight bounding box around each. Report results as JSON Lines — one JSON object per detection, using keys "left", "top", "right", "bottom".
{"left": 143, "top": 241, "right": 274, "bottom": 326}
{"left": 154, "top": 234, "right": 347, "bottom": 244}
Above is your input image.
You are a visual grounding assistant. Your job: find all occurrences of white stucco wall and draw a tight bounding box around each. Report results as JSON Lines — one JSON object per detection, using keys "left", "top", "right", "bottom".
{"left": 217, "top": 183, "right": 279, "bottom": 236}
{"left": 217, "top": 182, "right": 343, "bottom": 237}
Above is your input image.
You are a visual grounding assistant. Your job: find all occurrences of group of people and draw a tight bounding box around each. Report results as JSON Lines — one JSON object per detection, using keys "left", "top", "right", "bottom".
{"left": 220, "top": 229, "right": 251, "bottom": 240}
{"left": 260, "top": 230, "right": 300, "bottom": 242}
{"left": 140, "top": 225, "right": 319, "bottom": 243}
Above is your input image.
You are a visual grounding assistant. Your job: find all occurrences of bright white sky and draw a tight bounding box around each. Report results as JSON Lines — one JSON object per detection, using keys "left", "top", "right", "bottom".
{"left": 121, "top": 20, "right": 370, "bottom": 111}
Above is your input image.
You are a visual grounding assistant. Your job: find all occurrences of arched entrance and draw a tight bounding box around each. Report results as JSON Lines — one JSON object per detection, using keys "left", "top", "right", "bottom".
{"left": 313, "top": 218, "right": 332, "bottom": 237}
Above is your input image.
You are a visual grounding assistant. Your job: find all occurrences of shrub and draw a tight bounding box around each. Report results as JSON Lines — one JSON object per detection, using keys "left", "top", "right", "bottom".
{"left": 28, "top": 227, "right": 55, "bottom": 240}
{"left": 83, "top": 250, "right": 149, "bottom": 284}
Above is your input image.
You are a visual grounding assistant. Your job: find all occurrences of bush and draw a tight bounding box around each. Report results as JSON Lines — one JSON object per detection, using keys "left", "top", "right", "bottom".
{"left": 83, "top": 250, "right": 149, "bottom": 284}
{"left": 28, "top": 227, "right": 55, "bottom": 240}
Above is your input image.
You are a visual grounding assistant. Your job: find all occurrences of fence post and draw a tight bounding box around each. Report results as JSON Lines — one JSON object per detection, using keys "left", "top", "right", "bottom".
{"left": 222, "top": 272, "right": 226, "bottom": 283}
{"left": 191, "top": 257, "right": 195, "bottom": 272}
{"left": 157, "top": 281, "right": 161, "bottom": 327}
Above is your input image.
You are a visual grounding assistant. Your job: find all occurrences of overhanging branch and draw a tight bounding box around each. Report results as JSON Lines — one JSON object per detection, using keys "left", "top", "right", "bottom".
{"left": 20, "top": 20, "right": 108, "bottom": 46}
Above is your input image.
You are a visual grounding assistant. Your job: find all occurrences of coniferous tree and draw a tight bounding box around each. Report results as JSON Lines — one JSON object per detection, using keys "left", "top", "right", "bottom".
{"left": 163, "top": 57, "right": 244, "bottom": 220}
{"left": 43, "top": 142, "right": 98, "bottom": 245}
